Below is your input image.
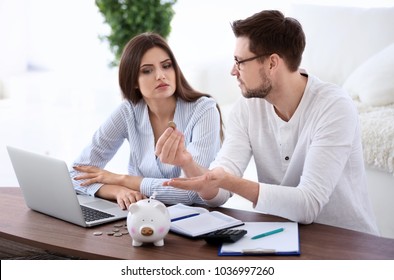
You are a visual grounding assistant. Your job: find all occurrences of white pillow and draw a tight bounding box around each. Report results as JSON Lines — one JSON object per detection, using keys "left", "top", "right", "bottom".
{"left": 343, "top": 43, "right": 394, "bottom": 106}
{"left": 289, "top": 4, "right": 394, "bottom": 86}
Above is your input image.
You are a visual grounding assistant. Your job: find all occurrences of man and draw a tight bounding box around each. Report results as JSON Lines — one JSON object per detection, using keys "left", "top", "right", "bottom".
{"left": 155, "top": 10, "right": 379, "bottom": 235}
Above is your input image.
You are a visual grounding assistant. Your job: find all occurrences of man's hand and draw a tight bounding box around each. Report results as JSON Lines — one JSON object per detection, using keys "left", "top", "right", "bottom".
{"left": 163, "top": 167, "right": 228, "bottom": 200}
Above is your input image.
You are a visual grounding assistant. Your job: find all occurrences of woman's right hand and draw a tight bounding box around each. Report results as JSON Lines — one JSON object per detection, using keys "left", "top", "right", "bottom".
{"left": 96, "top": 185, "right": 146, "bottom": 210}
{"left": 155, "top": 127, "right": 193, "bottom": 168}
{"left": 115, "top": 187, "right": 146, "bottom": 210}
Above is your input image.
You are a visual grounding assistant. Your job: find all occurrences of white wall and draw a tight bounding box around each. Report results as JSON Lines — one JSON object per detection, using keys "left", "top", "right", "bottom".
{"left": 0, "top": 0, "right": 28, "bottom": 76}
{"left": 0, "top": 0, "right": 112, "bottom": 76}
{"left": 1, "top": 0, "right": 394, "bottom": 185}
{"left": 1, "top": 0, "right": 393, "bottom": 81}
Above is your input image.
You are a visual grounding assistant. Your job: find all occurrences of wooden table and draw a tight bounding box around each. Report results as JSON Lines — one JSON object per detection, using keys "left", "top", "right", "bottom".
{"left": 1, "top": 187, "right": 393, "bottom": 260}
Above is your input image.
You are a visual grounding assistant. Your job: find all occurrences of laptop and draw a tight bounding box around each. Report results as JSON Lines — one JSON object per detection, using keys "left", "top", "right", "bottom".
{"left": 6, "top": 145, "right": 128, "bottom": 227}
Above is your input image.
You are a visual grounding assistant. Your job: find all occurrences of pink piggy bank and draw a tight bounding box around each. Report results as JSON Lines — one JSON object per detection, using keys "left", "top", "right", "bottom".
{"left": 127, "top": 198, "right": 171, "bottom": 246}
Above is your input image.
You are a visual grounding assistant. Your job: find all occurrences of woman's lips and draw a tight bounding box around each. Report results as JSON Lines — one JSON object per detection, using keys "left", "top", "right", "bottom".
{"left": 156, "top": 83, "right": 169, "bottom": 89}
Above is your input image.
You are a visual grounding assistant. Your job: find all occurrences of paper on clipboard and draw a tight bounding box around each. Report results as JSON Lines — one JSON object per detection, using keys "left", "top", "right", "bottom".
{"left": 219, "top": 222, "right": 300, "bottom": 256}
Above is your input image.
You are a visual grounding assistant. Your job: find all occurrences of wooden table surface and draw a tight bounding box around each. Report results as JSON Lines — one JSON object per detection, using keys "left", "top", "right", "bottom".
{"left": 1, "top": 187, "right": 393, "bottom": 260}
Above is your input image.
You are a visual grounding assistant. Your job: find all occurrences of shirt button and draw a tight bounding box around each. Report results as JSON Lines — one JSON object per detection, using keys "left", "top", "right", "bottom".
{"left": 285, "top": 156, "right": 290, "bottom": 161}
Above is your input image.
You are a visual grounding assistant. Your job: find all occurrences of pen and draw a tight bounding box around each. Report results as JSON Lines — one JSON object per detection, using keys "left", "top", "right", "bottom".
{"left": 251, "top": 227, "right": 284, "bottom": 240}
{"left": 170, "top": 213, "right": 199, "bottom": 222}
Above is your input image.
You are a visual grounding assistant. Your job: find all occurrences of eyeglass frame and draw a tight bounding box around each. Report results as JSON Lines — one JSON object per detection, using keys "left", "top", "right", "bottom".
{"left": 234, "top": 53, "right": 271, "bottom": 71}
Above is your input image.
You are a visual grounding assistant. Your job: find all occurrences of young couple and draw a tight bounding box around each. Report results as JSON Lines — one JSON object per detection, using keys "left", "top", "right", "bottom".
{"left": 71, "top": 10, "right": 379, "bottom": 236}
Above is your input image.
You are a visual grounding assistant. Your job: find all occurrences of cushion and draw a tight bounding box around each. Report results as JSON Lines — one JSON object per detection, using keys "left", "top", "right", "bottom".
{"left": 343, "top": 43, "right": 394, "bottom": 106}
{"left": 289, "top": 4, "right": 394, "bottom": 86}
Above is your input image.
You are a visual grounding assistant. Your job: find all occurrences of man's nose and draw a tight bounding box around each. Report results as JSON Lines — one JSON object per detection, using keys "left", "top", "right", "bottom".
{"left": 231, "top": 64, "right": 239, "bottom": 76}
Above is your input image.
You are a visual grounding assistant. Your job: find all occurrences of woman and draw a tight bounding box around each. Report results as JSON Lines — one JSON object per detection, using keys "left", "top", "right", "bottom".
{"left": 71, "top": 33, "right": 223, "bottom": 210}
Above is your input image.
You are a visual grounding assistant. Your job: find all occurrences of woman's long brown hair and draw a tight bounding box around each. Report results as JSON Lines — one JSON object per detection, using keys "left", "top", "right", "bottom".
{"left": 118, "top": 32, "right": 224, "bottom": 141}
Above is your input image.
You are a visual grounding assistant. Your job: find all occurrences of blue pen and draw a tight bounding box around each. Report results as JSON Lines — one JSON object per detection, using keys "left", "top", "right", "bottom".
{"left": 251, "top": 227, "right": 284, "bottom": 240}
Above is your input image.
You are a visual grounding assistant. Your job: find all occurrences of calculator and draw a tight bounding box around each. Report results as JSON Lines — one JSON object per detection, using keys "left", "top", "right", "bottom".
{"left": 201, "top": 229, "right": 247, "bottom": 245}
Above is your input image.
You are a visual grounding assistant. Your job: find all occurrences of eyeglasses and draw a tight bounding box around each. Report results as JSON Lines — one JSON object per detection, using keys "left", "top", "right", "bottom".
{"left": 234, "top": 53, "right": 270, "bottom": 71}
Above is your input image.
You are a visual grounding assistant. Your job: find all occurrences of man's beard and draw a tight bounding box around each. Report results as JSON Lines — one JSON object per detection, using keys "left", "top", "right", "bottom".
{"left": 242, "top": 69, "right": 272, "bottom": 99}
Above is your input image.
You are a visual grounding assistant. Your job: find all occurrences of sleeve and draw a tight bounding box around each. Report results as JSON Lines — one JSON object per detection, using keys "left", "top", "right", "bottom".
{"left": 185, "top": 101, "right": 222, "bottom": 168}
{"left": 256, "top": 96, "right": 360, "bottom": 224}
{"left": 139, "top": 99, "right": 222, "bottom": 205}
{"left": 140, "top": 177, "right": 206, "bottom": 205}
{"left": 203, "top": 188, "right": 233, "bottom": 207}
{"left": 209, "top": 98, "right": 253, "bottom": 176}
{"left": 203, "top": 98, "right": 253, "bottom": 206}
{"left": 70, "top": 103, "right": 128, "bottom": 196}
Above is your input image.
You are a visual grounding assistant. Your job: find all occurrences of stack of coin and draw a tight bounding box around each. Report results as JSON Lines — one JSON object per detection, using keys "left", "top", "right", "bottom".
{"left": 168, "top": 121, "right": 176, "bottom": 129}
{"left": 93, "top": 223, "right": 129, "bottom": 237}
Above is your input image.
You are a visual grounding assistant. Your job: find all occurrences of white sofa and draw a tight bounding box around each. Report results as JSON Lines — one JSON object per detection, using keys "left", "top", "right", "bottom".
{"left": 199, "top": 4, "right": 394, "bottom": 239}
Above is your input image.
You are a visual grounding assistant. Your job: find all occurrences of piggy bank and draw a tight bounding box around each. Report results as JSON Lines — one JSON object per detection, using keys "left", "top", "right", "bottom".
{"left": 127, "top": 198, "right": 171, "bottom": 246}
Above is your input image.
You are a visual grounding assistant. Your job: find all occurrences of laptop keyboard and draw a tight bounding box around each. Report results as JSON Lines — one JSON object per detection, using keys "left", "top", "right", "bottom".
{"left": 81, "top": 205, "right": 114, "bottom": 222}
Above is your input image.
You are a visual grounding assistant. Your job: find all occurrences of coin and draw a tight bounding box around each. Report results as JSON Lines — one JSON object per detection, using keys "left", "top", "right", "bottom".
{"left": 168, "top": 121, "right": 176, "bottom": 129}
{"left": 93, "top": 231, "right": 103, "bottom": 236}
{"left": 106, "top": 231, "right": 115, "bottom": 236}
{"left": 113, "top": 232, "right": 123, "bottom": 237}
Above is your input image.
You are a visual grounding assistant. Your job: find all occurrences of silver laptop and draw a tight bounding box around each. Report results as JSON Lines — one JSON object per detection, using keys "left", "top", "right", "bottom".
{"left": 6, "top": 146, "right": 128, "bottom": 227}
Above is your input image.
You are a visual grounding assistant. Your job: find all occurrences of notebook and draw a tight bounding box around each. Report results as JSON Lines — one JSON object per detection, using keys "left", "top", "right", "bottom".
{"left": 167, "top": 203, "right": 209, "bottom": 221}
{"left": 218, "top": 222, "right": 300, "bottom": 256}
{"left": 6, "top": 146, "right": 128, "bottom": 227}
{"left": 168, "top": 204, "right": 244, "bottom": 237}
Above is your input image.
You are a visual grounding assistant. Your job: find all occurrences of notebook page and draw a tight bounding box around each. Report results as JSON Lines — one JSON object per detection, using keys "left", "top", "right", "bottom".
{"left": 170, "top": 211, "right": 243, "bottom": 237}
{"left": 167, "top": 203, "right": 209, "bottom": 221}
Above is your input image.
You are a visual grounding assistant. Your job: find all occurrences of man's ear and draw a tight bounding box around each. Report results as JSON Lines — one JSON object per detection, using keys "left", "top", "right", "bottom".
{"left": 268, "top": 54, "right": 280, "bottom": 70}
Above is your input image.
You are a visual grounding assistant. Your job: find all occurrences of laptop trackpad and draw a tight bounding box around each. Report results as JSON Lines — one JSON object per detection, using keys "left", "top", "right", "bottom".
{"left": 83, "top": 200, "right": 116, "bottom": 210}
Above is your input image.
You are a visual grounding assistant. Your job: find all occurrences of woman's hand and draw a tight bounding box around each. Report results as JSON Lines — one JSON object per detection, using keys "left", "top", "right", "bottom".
{"left": 113, "top": 187, "right": 146, "bottom": 210}
{"left": 73, "top": 166, "right": 123, "bottom": 186}
{"left": 73, "top": 166, "right": 146, "bottom": 209}
{"left": 96, "top": 185, "right": 146, "bottom": 210}
{"left": 155, "top": 127, "right": 193, "bottom": 168}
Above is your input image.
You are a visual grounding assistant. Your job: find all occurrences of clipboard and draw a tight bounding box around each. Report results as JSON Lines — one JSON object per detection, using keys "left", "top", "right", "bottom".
{"left": 218, "top": 222, "right": 300, "bottom": 256}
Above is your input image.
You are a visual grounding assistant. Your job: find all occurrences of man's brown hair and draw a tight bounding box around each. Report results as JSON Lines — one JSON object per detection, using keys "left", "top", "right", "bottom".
{"left": 231, "top": 10, "right": 305, "bottom": 72}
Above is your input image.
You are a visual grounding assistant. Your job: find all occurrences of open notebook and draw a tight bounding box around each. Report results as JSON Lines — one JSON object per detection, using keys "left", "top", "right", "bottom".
{"left": 167, "top": 203, "right": 209, "bottom": 222}
{"left": 167, "top": 204, "right": 244, "bottom": 237}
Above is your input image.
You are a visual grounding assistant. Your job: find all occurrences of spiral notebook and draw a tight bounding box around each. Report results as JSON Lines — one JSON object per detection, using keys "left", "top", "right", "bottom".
{"left": 219, "top": 222, "right": 300, "bottom": 256}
